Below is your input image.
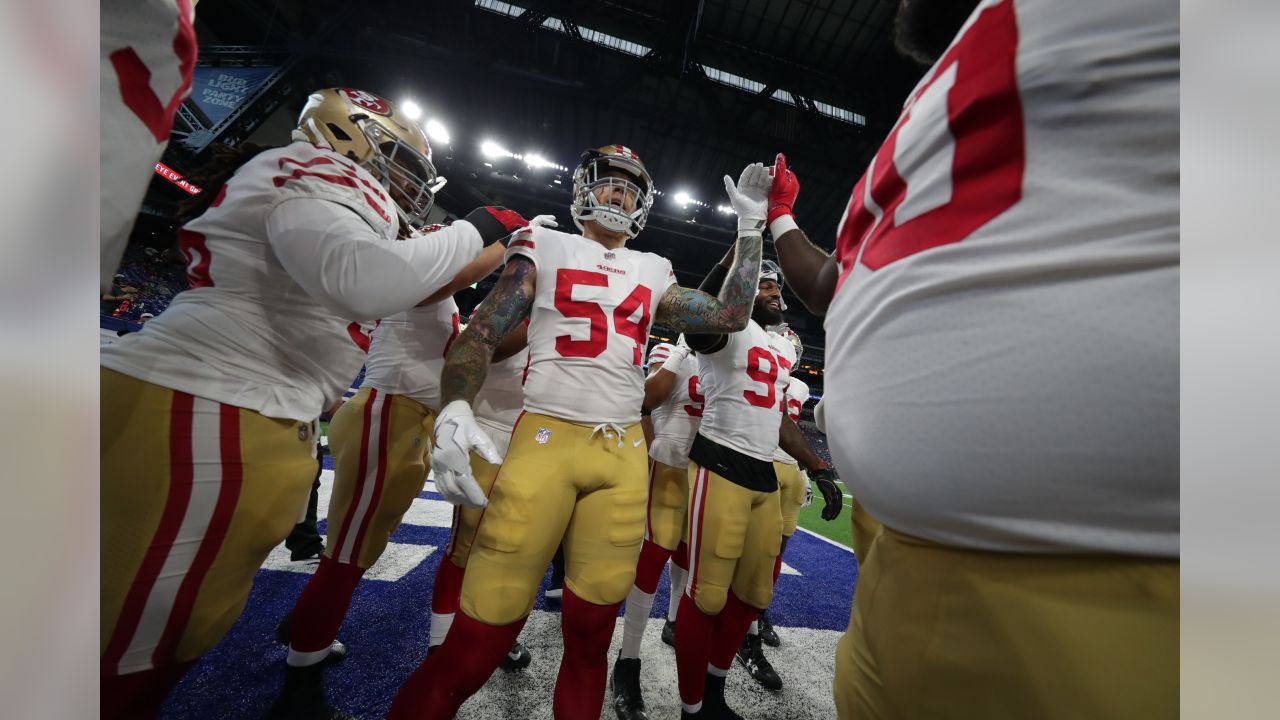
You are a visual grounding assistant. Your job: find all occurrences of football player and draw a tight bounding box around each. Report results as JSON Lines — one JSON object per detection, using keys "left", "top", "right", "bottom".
{"left": 386, "top": 149, "right": 768, "bottom": 720}
{"left": 673, "top": 255, "right": 841, "bottom": 720}
{"left": 426, "top": 318, "right": 535, "bottom": 665}
{"left": 269, "top": 277, "right": 541, "bottom": 718}
{"left": 102, "top": 0, "right": 197, "bottom": 292}
{"left": 767, "top": 1, "right": 1178, "bottom": 717}
{"left": 99, "top": 88, "right": 529, "bottom": 720}
{"left": 610, "top": 336, "right": 703, "bottom": 720}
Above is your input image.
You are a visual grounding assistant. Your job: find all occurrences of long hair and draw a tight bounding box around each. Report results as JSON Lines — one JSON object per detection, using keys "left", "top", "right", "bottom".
{"left": 176, "top": 142, "right": 278, "bottom": 224}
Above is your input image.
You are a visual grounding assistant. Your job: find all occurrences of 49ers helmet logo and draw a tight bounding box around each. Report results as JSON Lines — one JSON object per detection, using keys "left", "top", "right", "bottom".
{"left": 341, "top": 88, "right": 390, "bottom": 115}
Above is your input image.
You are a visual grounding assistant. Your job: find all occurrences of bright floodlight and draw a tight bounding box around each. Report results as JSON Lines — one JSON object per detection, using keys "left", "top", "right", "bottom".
{"left": 717, "top": 204, "right": 733, "bottom": 214}
{"left": 525, "top": 153, "right": 551, "bottom": 169}
{"left": 401, "top": 100, "right": 422, "bottom": 120}
{"left": 425, "top": 118, "right": 450, "bottom": 144}
{"left": 674, "top": 191, "right": 693, "bottom": 206}
{"left": 480, "top": 140, "right": 508, "bottom": 158}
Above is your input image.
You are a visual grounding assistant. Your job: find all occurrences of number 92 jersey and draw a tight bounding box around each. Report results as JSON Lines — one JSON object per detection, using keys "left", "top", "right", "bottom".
{"left": 696, "top": 320, "right": 791, "bottom": 463}
{"left": 505, "top": 225, "right": 675, "bottom": 425}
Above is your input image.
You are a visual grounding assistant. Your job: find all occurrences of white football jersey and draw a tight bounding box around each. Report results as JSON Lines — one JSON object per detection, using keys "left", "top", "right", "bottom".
{"left": 822, "top": 0, "right": 1178, "bottom": 556}
{"left": 773, "top": 377, "right": 811, "bottom": 465}
{"left": 362, "top": 298, "right": 460, "bottom": 412}
{"left": 474, "top": 349, "right": 529, "bottom": 458}
{"left": 646, "top": 343, "right": 703, "bottom": 467}
{"left": 697, "top": 320, "right": 790, "bottom": 462}
{"left": 101, "top": 0, "right": 196, "bottom": 292}
{"left": 101, "top": 141, "right": 475, "bottom": 422}
{"left": 506, "top": 226, "right": 676, "bottom": 424}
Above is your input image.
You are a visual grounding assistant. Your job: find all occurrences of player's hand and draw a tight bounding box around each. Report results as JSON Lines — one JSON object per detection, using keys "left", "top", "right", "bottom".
{"left": 431, "top": 400, "right": 502, "bottom": 508}
{"left": 464, "top": 206, "right": 530, "bottom": 246}
{"left": 527, "top": 214, "right": 558, "bottom": 229}
{"left": 662, "top": 334, "right": 693, "bottom": 371}
{"left": 768, "top": 153, "right": 800, "bottom": 224}
{"left": 722, "top": 163, "right": 771, "bottom": 232}
{"left": 809, "top": 467, "right": 843, "bottom": 521}
{"left": 801, "top": 470, "right": 814, "bottom": 508}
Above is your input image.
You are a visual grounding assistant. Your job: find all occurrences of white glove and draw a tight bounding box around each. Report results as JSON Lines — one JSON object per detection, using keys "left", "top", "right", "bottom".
{"left": 662, "top": 334, "right": 692, "bottom": 372}
{"left": 432, "top": 400, "right": 502, "bottom": 508}
{"left": 722, "top": 163, "right": 772, "bottom": 232}
{"left": 801, "top": 470, "right": 814, "bottom": 508}
{"left": 814, "top": 398, "right": 827, "bottom": 434}
{"left": 528, "top": 214, "right": 558, "bottom": 229}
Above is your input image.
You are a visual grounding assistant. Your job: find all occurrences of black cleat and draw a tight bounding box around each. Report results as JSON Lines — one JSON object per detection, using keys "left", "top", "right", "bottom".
{"left": 661, "top": 619, "right": 676, "bottom": 648}
{"left": 736, "top": 633, "right": 782, "bottom": 692}
{"left": 756, "top": 610, "right": 780, "bottom": 647}
{"left": 501, "top": 641, "right": 532, "bottom": 671}
{"left": 610, "top": 655, "right": 649, "bottom": 720}
{"left": 268, "top": 663, "right": 356, "bottom": 720}
{"left": 702, "top": 673, "right": 745, "bottom": 720}
{"left": 274, "top": 612, "right": 348, "bottom": 664}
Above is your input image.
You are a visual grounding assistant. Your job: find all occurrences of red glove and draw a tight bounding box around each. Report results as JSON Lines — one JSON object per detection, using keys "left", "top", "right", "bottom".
{"left": 767, "top": 153, "right": 800, "bottom": 224}
{"left": 464, "top": 206, "right": 530, "bottom": 246}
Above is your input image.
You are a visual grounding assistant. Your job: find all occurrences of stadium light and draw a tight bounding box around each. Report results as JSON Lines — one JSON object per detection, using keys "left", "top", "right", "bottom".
{"left": 425, "top": 118, "right": 450, "bottom": 144}
{"left": 481, "top": 140, "right": 511, "bottom": 158}
{"left": 717, "top": 204, "right": 733, "bottom": 214}
{"left": 525, "top": 153, "right": 552, "bottom": 169}
{"left": 673, "top": 191, "right": 693, "bottom": 206}
{"left": 401, "top": 100, "right": 423, "bottom": 120}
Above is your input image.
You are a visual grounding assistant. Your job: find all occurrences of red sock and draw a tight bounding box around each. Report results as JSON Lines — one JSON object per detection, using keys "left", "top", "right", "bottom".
{"left": 674, "top": 592, "right": 716, "bottom": 707}
{"left": 387, "top": 612, "right": 525, "bottom": 720}
{"left": 709, "top": 591, "right": 760, "bottom": 670}
{"left": 633, "top": 539, "right": 673, "bottom": 595}
{"left": 289, "top": 557, "right": 366, "bottom": 653}
{"left": 673, "top": 541, "right": 690, "bottom": 571}
{"left": 553, "top": 588, "right": 621, "bottom": 720}
{"left": 432, "top": 557, "right": 465, "bottom": 614}
{"left": 772, "top": 535, "right": 790, "bottom": 585}
{"left": 100, "top": 661, "right": 194, "bottom": 720}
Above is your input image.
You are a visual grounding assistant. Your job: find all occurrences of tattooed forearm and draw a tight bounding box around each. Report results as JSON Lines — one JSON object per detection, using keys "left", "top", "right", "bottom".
{"left": 657, "top": 231, "right": 763, "bottom": 333}
{"left": 439, "top": 257, "right": 535, "bottom": 405}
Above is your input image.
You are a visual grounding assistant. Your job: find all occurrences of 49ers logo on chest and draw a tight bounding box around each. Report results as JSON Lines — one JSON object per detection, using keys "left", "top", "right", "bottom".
{"left": 341, "top": 88, "right": 390, "bottom": 115}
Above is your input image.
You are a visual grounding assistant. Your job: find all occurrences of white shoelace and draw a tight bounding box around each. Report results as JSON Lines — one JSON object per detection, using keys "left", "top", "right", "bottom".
{"left": 589, "top": 422, "right": 627, "bottom": 448}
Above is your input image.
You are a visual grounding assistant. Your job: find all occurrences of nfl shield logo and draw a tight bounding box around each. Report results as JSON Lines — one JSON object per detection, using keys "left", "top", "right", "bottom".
{"left": 535, "top": 428, "right": 552, "bottom": 444}
{"left": 604, "top": 252, "right": 616, "bottom": 260}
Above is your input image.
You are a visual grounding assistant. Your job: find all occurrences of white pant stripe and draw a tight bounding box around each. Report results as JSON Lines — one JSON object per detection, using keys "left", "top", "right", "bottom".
{"left": 337, "top": 391, "right": 386, "bottom": 564}
{"left": 117, "top": 396, "right": 223, "bottom": 675}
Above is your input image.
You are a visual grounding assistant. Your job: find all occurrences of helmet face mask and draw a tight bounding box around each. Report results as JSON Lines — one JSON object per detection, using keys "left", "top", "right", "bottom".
{"left": 571, "top": 145, "right": 654, "bottom": 239}
{"left": 295, "top": 88, "right": 447, "bottom": 233}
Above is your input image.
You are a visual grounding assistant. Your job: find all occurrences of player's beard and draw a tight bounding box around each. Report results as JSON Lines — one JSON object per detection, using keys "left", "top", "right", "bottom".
{"left": 894, "top": 0, "right": 981, "bottom": 66}
{"left": 752, "top": 297, "right": 784, "bottom": 326}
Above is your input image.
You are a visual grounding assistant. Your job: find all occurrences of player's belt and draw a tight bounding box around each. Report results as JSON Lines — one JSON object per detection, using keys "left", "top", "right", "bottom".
{"left": 688, "top": 434, "right": 778, "bottom": 493}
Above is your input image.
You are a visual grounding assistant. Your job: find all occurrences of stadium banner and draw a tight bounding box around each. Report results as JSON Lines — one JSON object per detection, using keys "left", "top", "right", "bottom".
{"left": 154, "top": 161, "right": 202, "bottom": 195}
{"left": 191, "top": 66, "right": 277, "bottom": 127}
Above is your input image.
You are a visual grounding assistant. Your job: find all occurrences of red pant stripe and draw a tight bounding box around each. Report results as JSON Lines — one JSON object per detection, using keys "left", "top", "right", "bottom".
{"left": 332, "top": 389, "right": 379, "bottom": 563}
{"left": 349, "top": 392, "right": 394, "bottom": 563}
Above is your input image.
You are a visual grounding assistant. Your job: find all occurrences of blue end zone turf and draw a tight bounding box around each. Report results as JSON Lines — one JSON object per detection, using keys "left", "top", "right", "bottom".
{"left": 160, "top": 475, "right": 859, "bottom": 719}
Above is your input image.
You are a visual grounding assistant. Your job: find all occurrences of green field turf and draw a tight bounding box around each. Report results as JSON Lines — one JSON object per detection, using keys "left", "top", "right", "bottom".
{"left": 795, "top": 480, "right": 854, "bottom": 549}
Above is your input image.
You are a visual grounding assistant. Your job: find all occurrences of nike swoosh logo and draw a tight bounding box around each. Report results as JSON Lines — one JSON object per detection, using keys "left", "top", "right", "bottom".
{"left": 633, "top": 439, "right": 643, "bottom": 447}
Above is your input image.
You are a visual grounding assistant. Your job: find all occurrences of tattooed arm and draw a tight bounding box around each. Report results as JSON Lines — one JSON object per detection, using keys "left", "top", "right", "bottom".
{"left": 439, "top": 256, "right": 536, "bottom": 405}
{"left": 654, "top": 229, "right": 763, "bottom": 336}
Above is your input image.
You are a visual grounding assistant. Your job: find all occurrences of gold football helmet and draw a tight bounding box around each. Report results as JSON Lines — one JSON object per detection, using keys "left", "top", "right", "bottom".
{"left": 570, "top": 144, "right": 654, "bottom": 239}
{"left": 294, "top": 88, "right": 446, "bottom": 231}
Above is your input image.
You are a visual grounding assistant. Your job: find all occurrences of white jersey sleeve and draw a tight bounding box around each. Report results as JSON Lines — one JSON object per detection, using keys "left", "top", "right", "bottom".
{"left": 101, "top": 143, "right": 476, "bottom": 422}
{"left": 474, "top": 349, "right": 529, "bottom": 458}
{"left": 647, "top": 344, "right": 703, "bottom": 467}
{"left": 821, "top": 0, "right": 1178, "bottom": 556}
{"left": 696, "top": 320, "right": 789, "bottom": 462}
{"left": 509, "top": 226, "right": 676, "bottom": 424}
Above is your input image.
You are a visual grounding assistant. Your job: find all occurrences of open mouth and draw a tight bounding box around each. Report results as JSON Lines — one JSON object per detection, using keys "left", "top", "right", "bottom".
{"left": 768, "top": 301, "right": 781, "bottom": 310}
{"left": 608, "top": 197, "right": 625, "bottom": 208}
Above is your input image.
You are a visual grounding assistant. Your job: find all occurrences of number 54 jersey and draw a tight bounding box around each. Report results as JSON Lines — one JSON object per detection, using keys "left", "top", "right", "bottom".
{"left": 506, "top": 225, "right": 675, "bottom": 425}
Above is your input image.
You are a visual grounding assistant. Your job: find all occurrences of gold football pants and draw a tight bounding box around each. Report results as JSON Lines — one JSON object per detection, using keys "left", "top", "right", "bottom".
{"left": 685, "top": 463, "right": 782, "bottom": 615}
{"left": 459, "top": 413, "right": 649, "bottom": 625}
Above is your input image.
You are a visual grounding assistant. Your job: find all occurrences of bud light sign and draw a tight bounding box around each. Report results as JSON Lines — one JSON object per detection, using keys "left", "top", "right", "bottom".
{"left": 191, "top": 66, "right": 277, "bottom": 126}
